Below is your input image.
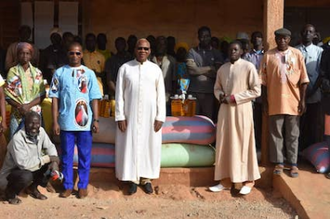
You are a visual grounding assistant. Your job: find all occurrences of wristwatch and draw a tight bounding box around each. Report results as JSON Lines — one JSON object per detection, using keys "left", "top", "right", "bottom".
{"left": 93, "top": 118, "right": 99, "bottom": 122}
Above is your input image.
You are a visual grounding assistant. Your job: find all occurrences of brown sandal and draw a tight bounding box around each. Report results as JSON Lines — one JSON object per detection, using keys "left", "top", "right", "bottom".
{"left": 27, "top": 187, "right": 48, "bottom": 200}
{"left": 7, "top": 196, "right": 22, "bottom": 205}
{"left": 290, "top": 166, "right": 299, "bottom": 178}
{"left": 273, "top": 164, "right": 284, "bottom": 175}
{"left": 5, "top": 190, "right": 22, "bottom": 205}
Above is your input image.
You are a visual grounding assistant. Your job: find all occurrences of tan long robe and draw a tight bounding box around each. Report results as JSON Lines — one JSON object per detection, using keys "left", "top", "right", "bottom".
{"left": 115, "top": 60, "right": 166, "bottom": 182}
{"left": 214, "top": 58, "right": 261, "bottom": 183}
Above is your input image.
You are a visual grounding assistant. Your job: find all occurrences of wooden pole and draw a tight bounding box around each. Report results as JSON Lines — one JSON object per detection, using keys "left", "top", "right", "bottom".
{"left": 261, "top": 0, "right": 284, "bottom": 166}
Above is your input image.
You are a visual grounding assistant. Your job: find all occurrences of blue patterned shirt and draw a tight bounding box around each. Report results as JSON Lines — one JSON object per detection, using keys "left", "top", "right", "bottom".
{"left": 296, "top": 44, "right": 323, "bottom": 103}
{"left": 49, "top": 65, "right": 102, "bottom": 131}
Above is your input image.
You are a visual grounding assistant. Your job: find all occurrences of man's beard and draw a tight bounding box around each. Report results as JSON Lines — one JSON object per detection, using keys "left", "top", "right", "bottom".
{"left": 26, "top": 131, "right": 39, "bottom": 144}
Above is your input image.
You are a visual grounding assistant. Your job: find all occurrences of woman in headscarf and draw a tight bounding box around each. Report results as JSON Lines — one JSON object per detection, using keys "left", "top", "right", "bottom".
{"left": 5, "top": 42, "right": 45, "bottom": 138}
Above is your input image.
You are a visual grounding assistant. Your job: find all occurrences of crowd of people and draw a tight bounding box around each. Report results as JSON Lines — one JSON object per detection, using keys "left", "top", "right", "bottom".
{"left": 0, "top": 23, "right": 329, "bottom": 204}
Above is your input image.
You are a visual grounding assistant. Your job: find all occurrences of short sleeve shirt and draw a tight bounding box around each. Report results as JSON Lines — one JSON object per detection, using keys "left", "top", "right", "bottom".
{"left": 260, "top": 47, "right": 309, "bottom": 115}
{"left": 49, "top": 65, "right": 102, "bottom": 131}
{"left": 187, "top": 46, "right": 223, "bottom": 93}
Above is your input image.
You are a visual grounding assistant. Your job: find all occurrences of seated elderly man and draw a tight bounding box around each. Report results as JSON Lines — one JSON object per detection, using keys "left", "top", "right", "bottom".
{"left": 0, "top": 111, "right": 59, "bottom": 204}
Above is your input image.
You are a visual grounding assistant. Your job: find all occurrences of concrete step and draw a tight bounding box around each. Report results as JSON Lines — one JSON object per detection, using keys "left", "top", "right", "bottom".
{"left": 273, "top": 163, "right": 330, "bottom": 219}
{"left": 87, "top": 166, "right": 272, "bottom": 189}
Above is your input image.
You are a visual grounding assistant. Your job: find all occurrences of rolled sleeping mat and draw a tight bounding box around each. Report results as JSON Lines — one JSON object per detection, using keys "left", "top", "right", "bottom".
{"left": 92, "top": 117, "right": 116, "bottom": 144}
{"left": 73, "top": 143, "right": 115, "bottom": 167}
{"left": 52, "top": 117, "right": 116, "bottom": 144}
{"left": 303, "top": 141, "right": 330, "bottom": 173}
{"left": 57, "top": 142, "right": 215, "bottom": 168}
{"left": 162, "top": 116, "right": 216, "bottom": 145}
{"left": 56, "top": 143, "right": 115, "bottom": 168}
{"left": 161, "top": 143, "right": 215, "bottom": 167}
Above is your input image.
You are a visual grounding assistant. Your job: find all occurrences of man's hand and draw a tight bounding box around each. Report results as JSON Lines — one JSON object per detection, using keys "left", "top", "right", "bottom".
{"left": 0, "top": 122, "right": 7, "bottom": 135}
{"left": 298, "top": 100, "right": 306, "bottom": 115}
{"left": 49, "top": 161, "right": 59, "bottom": 171}
{"left": 17, "top": 104, "right": 30, "bottom": 116}
{"left": 52, "top": 122, "right": 60, "bottom": 136}
{"left": 222, "top": 96, "right": 230, "bottom": 104}
{"left": 92, "top": 121, "right": 99, "bottom": 133}
{"left": 154, "top": 120, "right": 163, "bottom": 132}
{"left": 118, "top": 120, "right": 127, "bottom": 132}
{"left": 219, "top": 93, "right": 226, "bottom": 103}
{"left": 221, "top": 95, "right": 234, "bottom": 104}
{"left": 49, "top": 156, "right": 60, "bottom": 164}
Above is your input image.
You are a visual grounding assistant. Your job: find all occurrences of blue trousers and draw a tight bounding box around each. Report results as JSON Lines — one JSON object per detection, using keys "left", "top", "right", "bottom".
{"left": 60, "top": 130, "right": 92, "bottom": 190}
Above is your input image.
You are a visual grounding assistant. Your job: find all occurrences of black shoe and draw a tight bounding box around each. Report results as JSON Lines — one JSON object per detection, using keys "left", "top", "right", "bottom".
{"left": 143, "top": 183, "right": 153, "bottom": 194}
{"left": 128, "top": 183, "right": 137, "bottom": 195}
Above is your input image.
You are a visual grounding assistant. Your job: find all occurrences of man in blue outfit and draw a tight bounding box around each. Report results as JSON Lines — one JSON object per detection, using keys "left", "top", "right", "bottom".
{"left": 296, "top": 24, "right": 324, "bottom": 151}
{"left": 49, "top": 42, "right": 102, "bottom": 199}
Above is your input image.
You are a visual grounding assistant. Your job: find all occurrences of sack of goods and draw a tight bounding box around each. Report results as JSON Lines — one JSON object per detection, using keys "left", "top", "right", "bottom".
{"left": 303, "top": 141, "right": 330, "bottom": 173}
{"left": 70, "top": 143, "right": 215, "bottom": 168}
{"left": 161, "top": 143, "right": 215, "bottom": 167}
{"left": 55, "top": 115, "right": 217, "bottom": 168}
{"left": 92, "top": 117, "right": 116, "bottom": 144}
{"left": 160, "top": 116, "right": 216, "bottom": 168}
{"left": 162, "top": 116, "right": 216, "bottom": 145}
{"left": 73, "top": 143, "right": 115, "bottom": 168}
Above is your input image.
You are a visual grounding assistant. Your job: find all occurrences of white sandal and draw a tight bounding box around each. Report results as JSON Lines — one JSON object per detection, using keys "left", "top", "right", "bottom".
{"left": 209, "top": 184, "right": 230, "bottom": 192}
{"left": 239, "top": 186, "right": 252, "bottom": 195}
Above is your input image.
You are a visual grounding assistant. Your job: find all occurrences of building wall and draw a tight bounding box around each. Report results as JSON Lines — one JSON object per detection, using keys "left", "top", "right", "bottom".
{"left": 285, "top": 0, "right": 330, "bottom": 45}
{"left": 0, "top": 0, "right": 20, "bottom": 48}
{"left": 1, "top": 0, "right": 329, "bottom": 52}
{"left": 83, "top": 0, "right": 264, "bottom": 51}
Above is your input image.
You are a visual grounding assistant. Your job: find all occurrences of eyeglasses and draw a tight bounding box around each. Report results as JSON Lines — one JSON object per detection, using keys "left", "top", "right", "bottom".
{"left": 68, "top": 51, "right": 82, "bottom": 56}
{"left": 137, "top": 47, "right": 150, "bottom": 51}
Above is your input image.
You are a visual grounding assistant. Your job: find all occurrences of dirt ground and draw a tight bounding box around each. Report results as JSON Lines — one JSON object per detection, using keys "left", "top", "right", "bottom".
{"left": 0, "top": 183, "right": 297, "bottom": 219}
